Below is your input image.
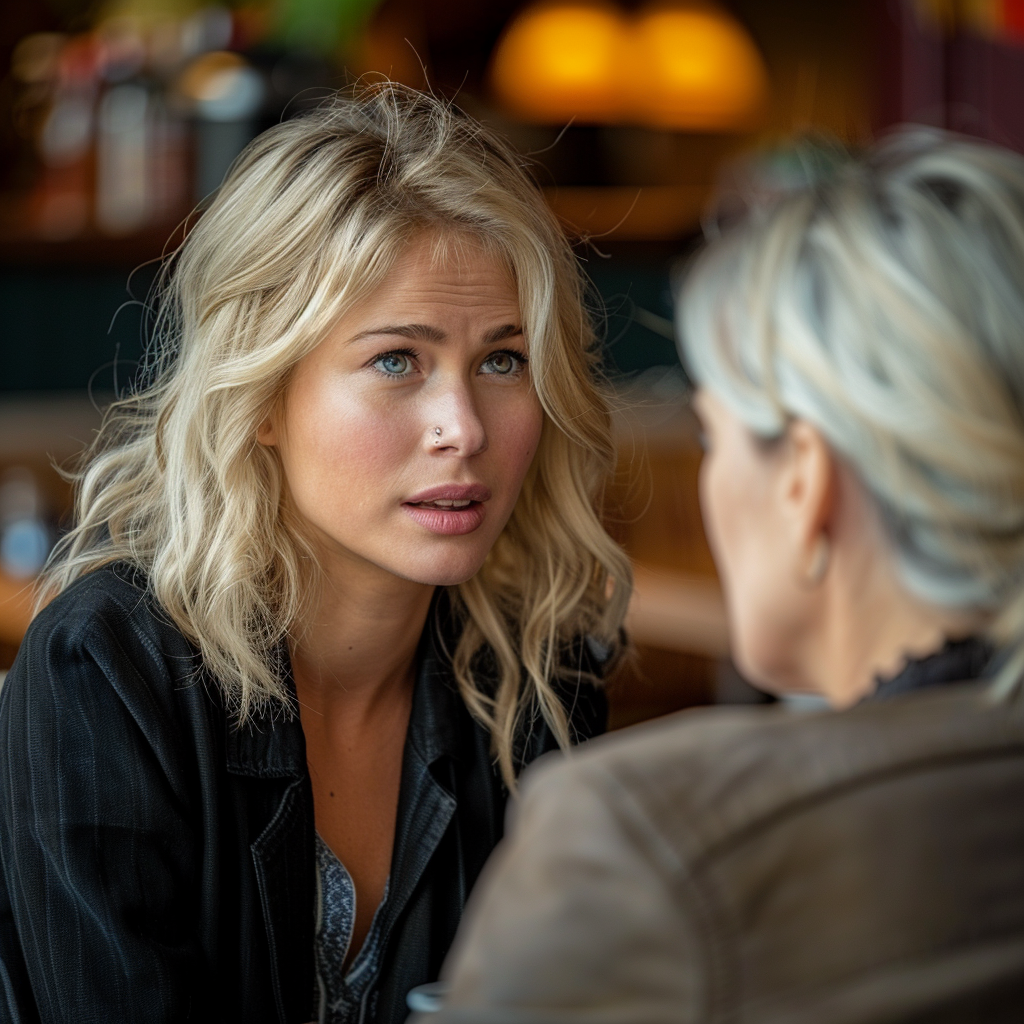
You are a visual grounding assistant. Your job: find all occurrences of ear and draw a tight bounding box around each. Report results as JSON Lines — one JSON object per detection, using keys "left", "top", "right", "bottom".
{"left": 780, "top": 419, "right": 836, "bottom": 564}
{"left": 256, "top": 414, "right": 278, "bottom": 447}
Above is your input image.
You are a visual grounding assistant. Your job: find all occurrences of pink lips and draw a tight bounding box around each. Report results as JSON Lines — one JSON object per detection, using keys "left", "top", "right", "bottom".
{"left": 402, "top": 484, "right": 492, "bottom": 536}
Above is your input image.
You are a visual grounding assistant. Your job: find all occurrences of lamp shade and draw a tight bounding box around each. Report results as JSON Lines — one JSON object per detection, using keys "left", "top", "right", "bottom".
{"left": 490, "top": 0, "right": 767, "bottom": 132}
{"left": 630, "top": 4, "right": 767, "bottom": 130}
{"left": 490, "top": 1, "right": 629, "bottom": 123}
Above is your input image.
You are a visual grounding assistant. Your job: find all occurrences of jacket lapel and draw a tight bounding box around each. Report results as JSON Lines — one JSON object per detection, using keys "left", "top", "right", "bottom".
{"left": 225, "top": 700, "right": 315, "bottom": 1024}
{"left": 250, "top": 773, "right": 316, "bottom": 1024}
{"left": 381, "top": 622, "right": 462, "bottom": 935}
{"left": 221, "top": 603, "right": 472, "bottom": 1023}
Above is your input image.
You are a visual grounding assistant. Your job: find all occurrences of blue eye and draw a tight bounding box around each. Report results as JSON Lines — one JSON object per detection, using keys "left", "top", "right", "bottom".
{"left": 374, "top": 352, "right": 414, "bottom": 376}
{"left": 481, "top": 350, "right": 526, "bottom": 376}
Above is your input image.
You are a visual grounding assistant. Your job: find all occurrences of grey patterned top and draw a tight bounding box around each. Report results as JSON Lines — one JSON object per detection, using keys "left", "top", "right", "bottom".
{"left": 314, "top": 833, "right": 390, "bottom": 1024}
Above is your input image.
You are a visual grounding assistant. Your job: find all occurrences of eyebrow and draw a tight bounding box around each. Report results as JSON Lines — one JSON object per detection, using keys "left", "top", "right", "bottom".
{"left": 484, "top": 323, "right": 524, "bottom": 345}
{"left": 349, "top": 323, "right": 523, "bottom": 345}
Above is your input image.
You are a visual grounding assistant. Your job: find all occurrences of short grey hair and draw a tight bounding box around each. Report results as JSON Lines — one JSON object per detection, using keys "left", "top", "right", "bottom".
{"left": 678, "top": 129, "right": 1024, "bottom": 649}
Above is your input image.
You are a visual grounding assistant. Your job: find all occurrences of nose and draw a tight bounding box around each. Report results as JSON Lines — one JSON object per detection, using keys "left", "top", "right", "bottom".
{"left": 427, "top": 379, "right": 488, "bottom": 457}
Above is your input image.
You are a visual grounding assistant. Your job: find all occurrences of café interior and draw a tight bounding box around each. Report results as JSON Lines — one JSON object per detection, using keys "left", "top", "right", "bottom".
{"left": 0, "top": 0, "right": 1021, "bottom": 727}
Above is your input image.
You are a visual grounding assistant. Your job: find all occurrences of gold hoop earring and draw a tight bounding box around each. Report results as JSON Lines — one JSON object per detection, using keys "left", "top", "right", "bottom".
{"left": 806, "top": 535, "right": 830, "bottom": 585}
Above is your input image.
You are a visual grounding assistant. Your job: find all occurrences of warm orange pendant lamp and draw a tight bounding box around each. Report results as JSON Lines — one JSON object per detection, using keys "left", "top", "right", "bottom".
{"left": 490, "top": 2, "right": 628, "bottom": 123}
{"left": 490, "top": 0, "right": 768, "bottom": 131}
{"left": 630, "top": 5, "right": 768, "bottom": 130}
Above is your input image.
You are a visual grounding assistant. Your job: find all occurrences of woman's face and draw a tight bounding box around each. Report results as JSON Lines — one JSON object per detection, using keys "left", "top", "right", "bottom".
{"left": 693, "top": 388, "right": 818, "bottom": 693}
{"left": 261, "top": 232, "right": 544, "bottom": 588}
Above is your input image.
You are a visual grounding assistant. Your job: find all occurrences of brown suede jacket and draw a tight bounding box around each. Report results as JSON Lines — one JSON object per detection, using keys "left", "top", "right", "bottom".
{"left": 428, "top": 655, "right": 1024, "bottom": 1024}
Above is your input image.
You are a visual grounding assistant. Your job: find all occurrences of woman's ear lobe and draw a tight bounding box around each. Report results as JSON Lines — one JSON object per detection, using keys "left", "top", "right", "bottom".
{"left": 257, "top": 417, "right": 277, "bottom": 446}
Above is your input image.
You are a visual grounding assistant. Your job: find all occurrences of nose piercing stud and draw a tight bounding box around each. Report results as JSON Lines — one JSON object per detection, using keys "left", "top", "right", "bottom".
{"left": 433, "top": 426, "right": 442, "bottom": 445}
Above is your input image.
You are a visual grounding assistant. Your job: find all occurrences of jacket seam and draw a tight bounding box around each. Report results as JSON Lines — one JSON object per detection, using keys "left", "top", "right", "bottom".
{"left": 693, "top": 741, "right": 1024, "bottom": 870}
{"left": 587, "top": 764, "right": 731, "bottom": 1022}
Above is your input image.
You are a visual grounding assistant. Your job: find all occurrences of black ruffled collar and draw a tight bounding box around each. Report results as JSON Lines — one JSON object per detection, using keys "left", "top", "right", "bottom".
{"left": 870, "top": 635, "right": 995, "bottom": 701}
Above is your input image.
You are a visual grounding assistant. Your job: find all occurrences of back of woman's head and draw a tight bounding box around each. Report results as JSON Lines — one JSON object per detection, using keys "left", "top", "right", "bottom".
{"left": 45, "top": 83, "right": 630, "bottom": 783}
{"left": 680, "top": 129, "right": 1024, "bottom": 656}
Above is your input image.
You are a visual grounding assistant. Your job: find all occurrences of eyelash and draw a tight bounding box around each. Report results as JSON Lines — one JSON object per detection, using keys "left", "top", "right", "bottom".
{"left": 364, "top": 347, "right": 419, "bottom": 379}
{"left": 368, "top": 347, "right": 530, "bottom": 377}
{"left": 484, "top": 348, "right": 529, "bottom": 374}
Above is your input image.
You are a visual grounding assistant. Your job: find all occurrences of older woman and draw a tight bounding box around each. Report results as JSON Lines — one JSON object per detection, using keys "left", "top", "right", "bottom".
{"left": 0, "top": 85, "right": 630, "bottom": 1023}
{"left": 423, "top": 130, "right": 1024, "bottom": 1023}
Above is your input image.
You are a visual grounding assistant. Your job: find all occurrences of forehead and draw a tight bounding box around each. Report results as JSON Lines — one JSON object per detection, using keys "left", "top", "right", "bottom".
{"left": 377, "top": 230, "right": 517, "bottom": 301}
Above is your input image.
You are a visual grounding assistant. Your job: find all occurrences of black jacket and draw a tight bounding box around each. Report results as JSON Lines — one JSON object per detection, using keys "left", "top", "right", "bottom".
{"left": 0, "top": 564, "right": 607, "bottom": 1024}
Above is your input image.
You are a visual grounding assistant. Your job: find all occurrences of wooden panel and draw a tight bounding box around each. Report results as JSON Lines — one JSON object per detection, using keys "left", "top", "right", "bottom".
{"left": 0, "top": 572, "right": 35, "bottom": 651}
{"left": 606, "top": 400, "right": 717, "bottom": 579}
{"left": 544, "top": 185, "right": 708, "bottom": 241}
{"left": 606, "top": 395, "right": 728, "bottom": 725}
{"left": 607, "top": 645, "right": 716, "bottom": 731}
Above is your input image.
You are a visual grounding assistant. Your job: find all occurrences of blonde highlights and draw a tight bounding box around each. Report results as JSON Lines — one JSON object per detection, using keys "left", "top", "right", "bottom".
{"left": 42, "top": 84, "right": 631, "bottom": 785}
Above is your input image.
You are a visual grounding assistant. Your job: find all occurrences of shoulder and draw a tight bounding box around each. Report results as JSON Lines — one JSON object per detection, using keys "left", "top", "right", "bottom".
{"left": 27, "top": 562, "right": 182, "bottom": 653}
{"left": 22, "top": 563, "right": 195, "bottom": 678}
{"left": 434, "top": 686, "right": 1024, "bottom": 1021}
{"left": 519, "top": 682, "right": 1024, "bottom": 862}
{"left": 2, "top": 563, "right": 208, "bottom": 746}
{"left": 557, "top": 633, "right": 618, "bottom": 726}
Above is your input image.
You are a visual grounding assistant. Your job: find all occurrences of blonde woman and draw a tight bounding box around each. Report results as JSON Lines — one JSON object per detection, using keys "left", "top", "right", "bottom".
{"left": 423, "top": 130, "right": 1024, "bottom": 1023}
{"left": 0, "top": 85, "right": 630, "bottom": 1024}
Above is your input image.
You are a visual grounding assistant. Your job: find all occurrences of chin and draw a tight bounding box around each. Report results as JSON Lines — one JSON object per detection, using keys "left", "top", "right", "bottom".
{"left": 731, "top": 640, "right": 783, "bottom": 696}
{"left": 734, "top": 643, "right": 810, "bottom": 699}
{"left": 391, "top": 551, "right": 489, "bottom": 588}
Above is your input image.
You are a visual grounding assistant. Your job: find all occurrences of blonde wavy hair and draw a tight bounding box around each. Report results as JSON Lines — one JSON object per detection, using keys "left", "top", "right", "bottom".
{"left": 679, "top": 128, "right": 1024, "bottom": 689}
{"left": 42, "top": 83, "right": 632, "bottom": 785}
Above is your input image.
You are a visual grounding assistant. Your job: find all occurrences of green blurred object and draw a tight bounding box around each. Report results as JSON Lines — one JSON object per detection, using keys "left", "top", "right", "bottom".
{"left": 274, "top": 0, "right": 383, "bottom": 54}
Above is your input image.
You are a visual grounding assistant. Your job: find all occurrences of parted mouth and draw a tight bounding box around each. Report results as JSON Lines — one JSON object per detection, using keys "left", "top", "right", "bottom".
{"left": 402, "top": 484, "right": 490, "bottom": 536}
{"left": 404, "top": 484, "right": 492, "bottom": 508}
{"left": 410, "top": 498, "right": 475, "bottom": 510}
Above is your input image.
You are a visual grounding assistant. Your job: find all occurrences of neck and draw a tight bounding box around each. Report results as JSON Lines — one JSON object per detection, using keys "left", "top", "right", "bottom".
{"left": 806, "top": 541, "right": 982, "bottom": 709}
{"left": 290, "top": 558, "right": 436, "bottom": 717}
{"left": 819, "top": 579, "right": 947, "bottom": 708}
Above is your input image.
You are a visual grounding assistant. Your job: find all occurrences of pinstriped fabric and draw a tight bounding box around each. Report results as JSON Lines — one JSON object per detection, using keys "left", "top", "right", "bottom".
{"left": 0, "top": 566, "right": 610, "bottom": 1022}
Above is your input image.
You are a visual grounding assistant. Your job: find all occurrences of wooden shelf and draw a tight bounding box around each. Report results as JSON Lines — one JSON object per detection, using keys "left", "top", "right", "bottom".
{"left": 543, "top": 185, "right": 708, "bottom": 241}
{"left": 0, "top": 394, "right": 106, "bottom": 461}
{"left": 0, "top": 228, "right": 187, "bottom": 268}
{"left": 0, "top": 186, "right": 703, "bottom": 265}
{"left": 0, "top": 204, "right": 189, "bottom": 268}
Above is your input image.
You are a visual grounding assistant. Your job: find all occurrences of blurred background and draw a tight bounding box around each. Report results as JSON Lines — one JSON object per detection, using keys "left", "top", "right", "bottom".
{"left": 0, "top": 0, "right": 1020, "bottom": 724}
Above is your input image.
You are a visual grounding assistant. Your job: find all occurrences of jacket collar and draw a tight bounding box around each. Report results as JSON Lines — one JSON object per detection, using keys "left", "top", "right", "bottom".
{"left": 405, "top": 596, "right": 465, "bottom": 771}
{"left": 224, "top": 591, "right": 466, "bottom": 779}
{"left": 223, "top": 686, "right": 306, "bottom": 780}
{"left": 870, "top": 635, "right": 995, "bottom": 702}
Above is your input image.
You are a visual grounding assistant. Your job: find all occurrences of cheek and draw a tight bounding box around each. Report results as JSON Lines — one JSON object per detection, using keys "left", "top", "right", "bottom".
{"left": 489, "top": 395, "right": 544, "bottom": 490}
{"left": 279, "top": 376, "right": 415, "bottom": 508}
{"left": 699, "top": 448, "right": 796, "bottom": 686}
{"left": 698, "top": 451, "right": 745, "bottom": 584}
